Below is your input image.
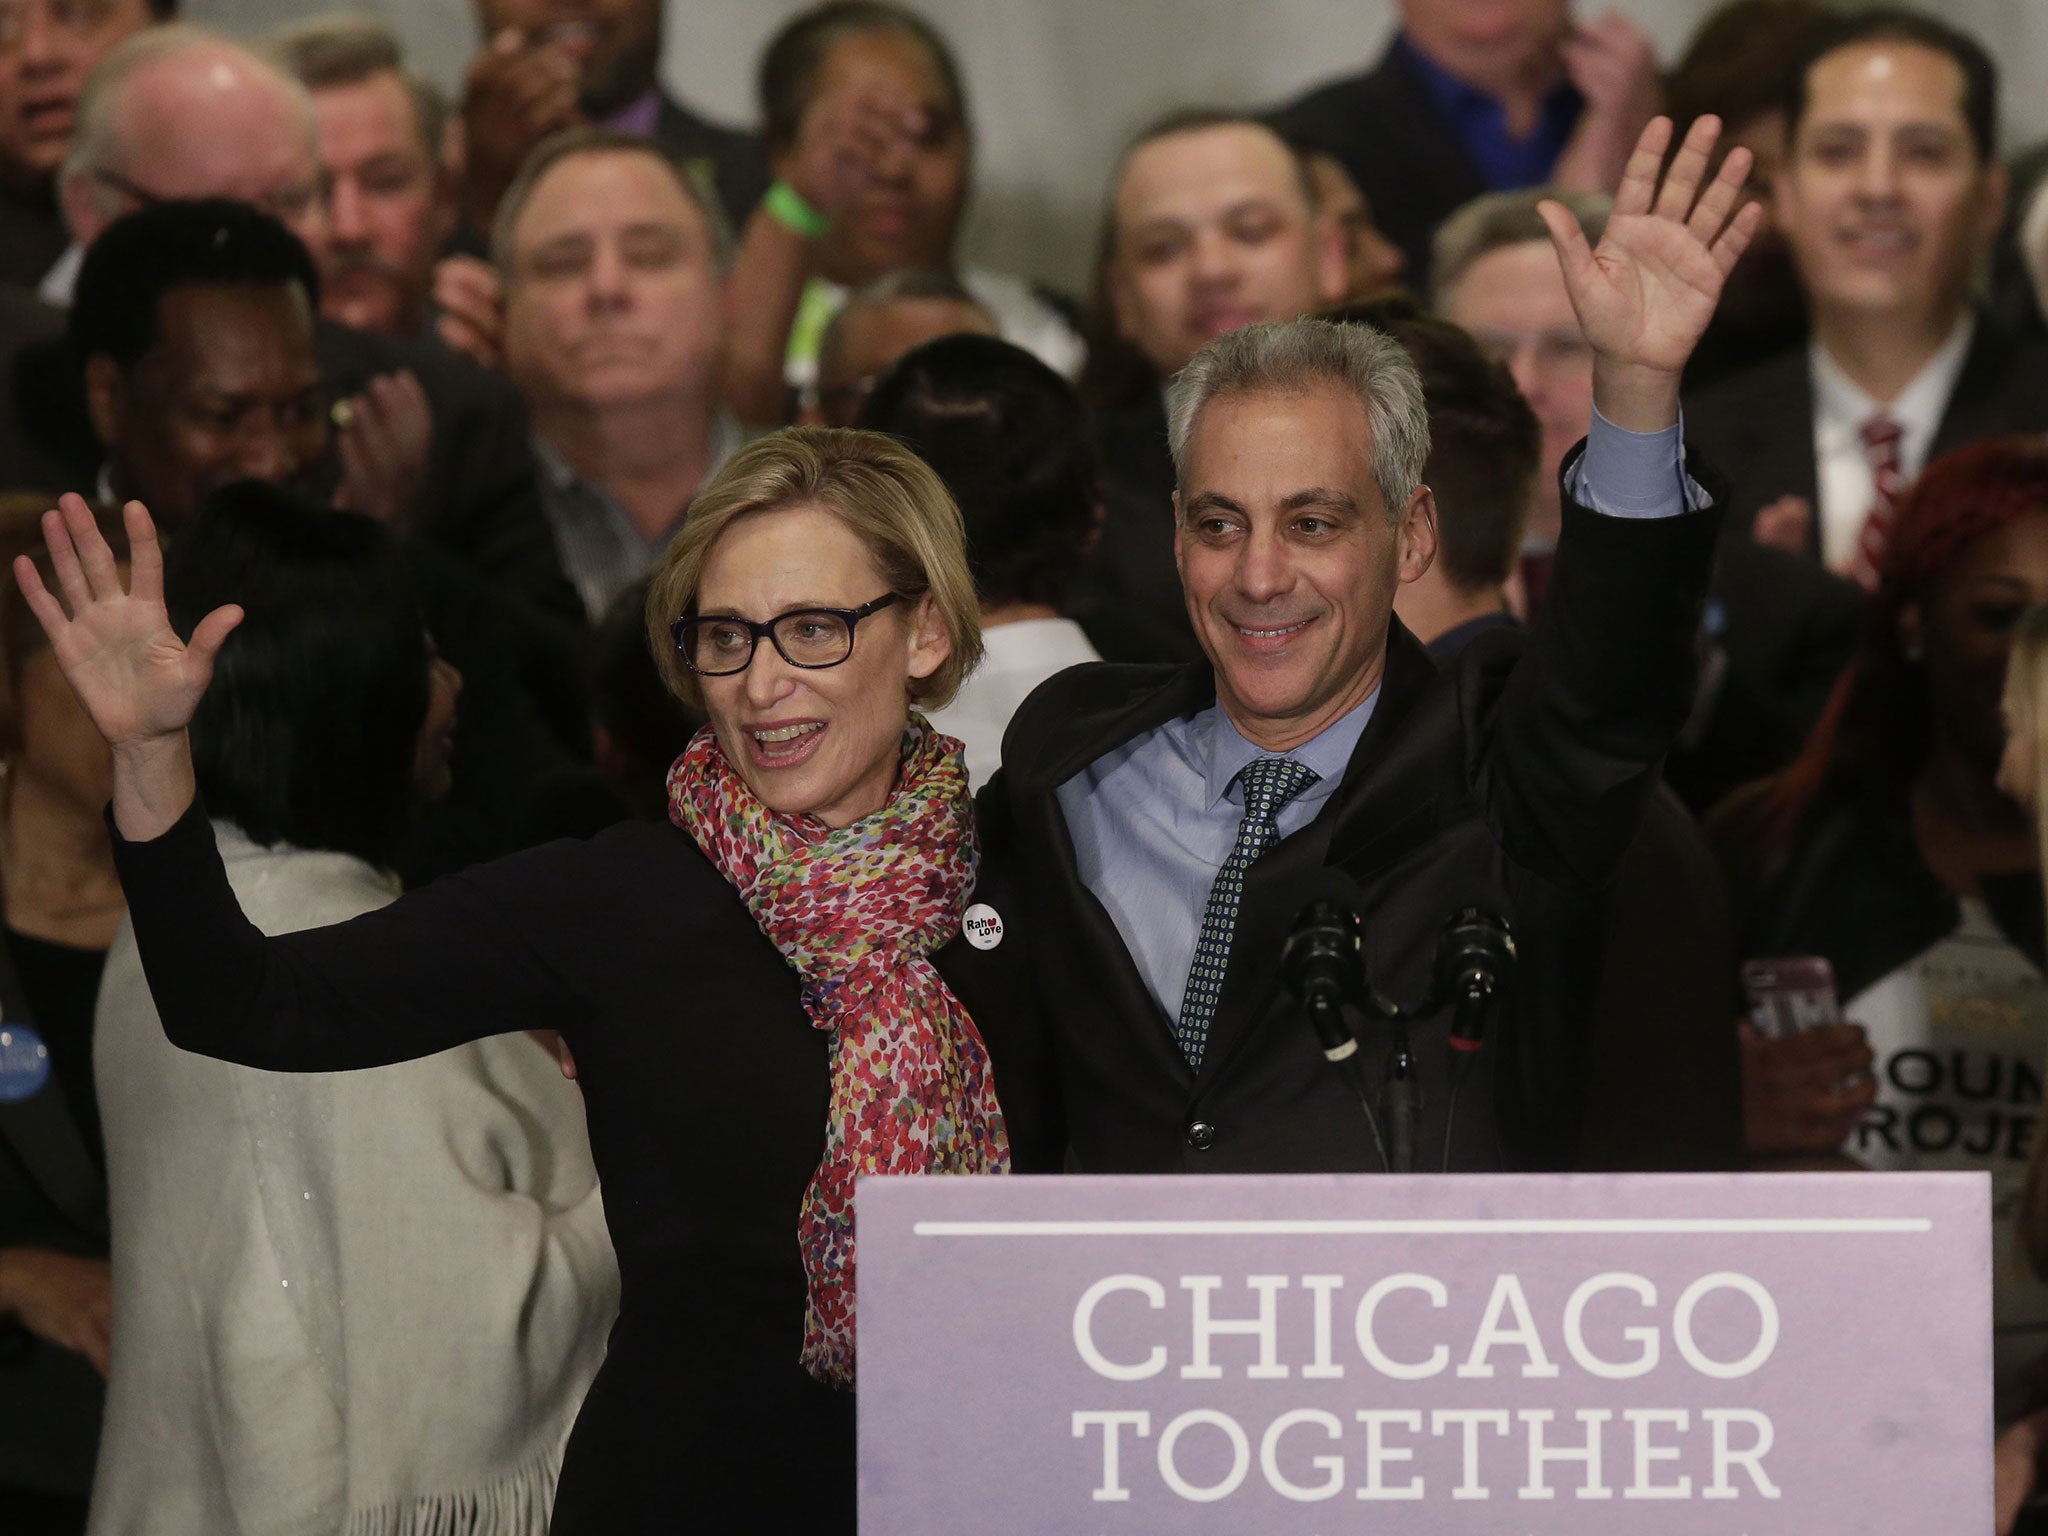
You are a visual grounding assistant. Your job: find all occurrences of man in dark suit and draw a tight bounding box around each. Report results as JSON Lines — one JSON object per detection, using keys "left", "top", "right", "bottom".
{"left": 1268, "top": 0, "right": 1662, "bottom": 289}
{"left": 1687, "top": 8, "right": 2048, "bottom": 581}
{"left": 0, "top": 24, "right": 580, "bottom": 640}
{"left": 982, "top": 116, "right": 1755, "bottom": 1176}
{"left": 459, "top": 0, "right": 764, "bottom": 238}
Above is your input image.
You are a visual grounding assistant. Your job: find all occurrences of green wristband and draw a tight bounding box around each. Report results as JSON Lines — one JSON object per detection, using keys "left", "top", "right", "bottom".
{"left": 764, "top": 180, "right": 832, "bottom": 240}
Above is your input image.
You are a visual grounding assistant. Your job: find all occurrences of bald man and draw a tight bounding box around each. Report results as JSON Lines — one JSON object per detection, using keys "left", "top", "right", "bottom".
{"left": 1, "top": 25, "right": 578, "bottom": 632}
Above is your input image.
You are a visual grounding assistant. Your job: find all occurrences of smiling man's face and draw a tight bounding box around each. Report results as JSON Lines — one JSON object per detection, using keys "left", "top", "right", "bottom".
{"left": 1110, "top": 123, "right": 1343, "bottom": 381}
{"left": 1174, "top": 382, "right": 1435, "bottom": 752}
{"left": 1776, "top": 38, "right": 2004, "bottom": 328}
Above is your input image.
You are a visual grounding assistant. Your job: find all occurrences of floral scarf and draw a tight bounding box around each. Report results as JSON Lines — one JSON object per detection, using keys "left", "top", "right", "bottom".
{"left": 668, "top": 715, "right": 1011, "bottom": 1387}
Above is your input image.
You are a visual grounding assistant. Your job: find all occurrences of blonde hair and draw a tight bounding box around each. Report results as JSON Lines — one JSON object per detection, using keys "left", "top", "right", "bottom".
{"left": 645, "top": 427, "right": 983, "bottom": 709}
{"left": 2008, "top": 601, "right": 2048, "bottom": 1279}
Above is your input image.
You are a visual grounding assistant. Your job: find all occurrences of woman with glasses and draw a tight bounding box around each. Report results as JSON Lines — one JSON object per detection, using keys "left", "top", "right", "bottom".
{"left": 14, "top": 429, "right": 1055, "bottom": 1534}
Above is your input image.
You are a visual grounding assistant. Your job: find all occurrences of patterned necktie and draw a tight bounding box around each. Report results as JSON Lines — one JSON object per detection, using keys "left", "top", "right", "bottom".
{"left": 1175, "top": 756, "right": 1321, "bottom": 1069}
{"left": 1855, "top": 412, "right": 1906, "bottom": 588}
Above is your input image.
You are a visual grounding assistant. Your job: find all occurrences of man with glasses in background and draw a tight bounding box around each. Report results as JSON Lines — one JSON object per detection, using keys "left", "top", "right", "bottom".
{"left": 1433, "top": 182, "right": 1858, "bottom": 810}
{"left": 0, "top": 0, "right": 162, "bottom": 291}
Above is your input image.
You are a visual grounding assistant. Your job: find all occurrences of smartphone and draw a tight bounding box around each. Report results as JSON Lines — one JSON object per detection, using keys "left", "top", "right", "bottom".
{"left": 1741, "top": 956, "right": 1842, "bottom": 1038}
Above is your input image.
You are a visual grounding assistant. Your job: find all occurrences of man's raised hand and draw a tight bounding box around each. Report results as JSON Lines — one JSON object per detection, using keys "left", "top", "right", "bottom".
{"left": 1538, "top": 115, "right": 1762, "bottom": 430}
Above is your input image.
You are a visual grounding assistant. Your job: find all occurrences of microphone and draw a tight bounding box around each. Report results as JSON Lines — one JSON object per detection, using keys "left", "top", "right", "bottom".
{"left": 1283, "top": 896, "right": 1362, "bottom": 1064}
{"left": 1434, "top": 907, "right": 1516, "bottom": 1074}
{"left": 1283, "top": 874, "right": 1389, "bottom": 1170}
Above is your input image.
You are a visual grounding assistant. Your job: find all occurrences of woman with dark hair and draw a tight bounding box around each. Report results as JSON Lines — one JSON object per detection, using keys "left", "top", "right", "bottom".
{"left": 86, "top": 485, "right": 616, "bottom": 1536}
{"left": 720, "top": 1, "right": 1083, "bottom": 422}
{"left": 1714, "top": 435, "right": 2048, "bottom": 1422}
{"left": 857, "top": 333, "right": 1100, "bottom": 784}
{"left": 19, "top": 424, "right": 1052, "bottom": 1532}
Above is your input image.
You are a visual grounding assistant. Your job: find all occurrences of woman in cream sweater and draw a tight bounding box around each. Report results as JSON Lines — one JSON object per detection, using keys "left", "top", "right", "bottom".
{"left": 88, "top": 487, "right": 617, "bottom": 1536}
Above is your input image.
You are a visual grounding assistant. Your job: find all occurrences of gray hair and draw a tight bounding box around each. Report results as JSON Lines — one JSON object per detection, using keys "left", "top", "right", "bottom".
{"left": 1429, "top": 187, "right": 1612, "bottom": 306}
{"left": 490, "top": 127, "right": 733, "bottom": 278}
{"left": 267, "top": 13, "right": 447, "bottom": 162}
{"left": 1166, "top": 318, "right": 1431, "bottom": 519}
{"left": 64, "top": 24, "right": 319, "bottom": 205}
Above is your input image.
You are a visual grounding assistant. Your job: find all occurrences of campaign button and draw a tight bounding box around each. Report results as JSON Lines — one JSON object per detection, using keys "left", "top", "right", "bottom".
{"left": 962, "top": 903, "right": 1004, "bottom": 951}
{"left": 0, "top": 1022, "right": 52, "bottom": 1103}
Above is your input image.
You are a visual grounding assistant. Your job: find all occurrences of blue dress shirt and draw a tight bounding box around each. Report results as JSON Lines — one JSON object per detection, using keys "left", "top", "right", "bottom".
{"left": 1055, "top": 410, "right": 1702, "bottom": 1018}
{"left": 1394, "top": 33, "right": 1583, "bottom": 192}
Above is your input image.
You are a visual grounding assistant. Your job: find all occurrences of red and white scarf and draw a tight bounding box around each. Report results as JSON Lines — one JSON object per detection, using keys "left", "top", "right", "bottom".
{"left": 668, "top": 716, "right": 1011, "bottom": 1387}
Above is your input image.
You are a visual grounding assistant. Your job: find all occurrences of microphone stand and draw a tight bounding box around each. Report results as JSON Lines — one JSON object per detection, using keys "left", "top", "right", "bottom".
{"left": 1383, "top": 1018, "right": 1419, "bottom": 1175}
{"left": 1308, "top": 992, "right": 1390, "bottom": 1172}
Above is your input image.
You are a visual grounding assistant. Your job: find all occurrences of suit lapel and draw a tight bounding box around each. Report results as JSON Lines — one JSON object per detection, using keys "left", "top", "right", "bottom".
{"left": 1932, "top": 319, "right": 2018, "bottom": 457}
{"left": 1024, "top": 665, "right": 1216, "bottom": 1080}
{"left": 1750, "top": 351, "right": 1820, "bottom": 532}
{"left": 0, "top": 1087, "right": 106, "bottom": 1241}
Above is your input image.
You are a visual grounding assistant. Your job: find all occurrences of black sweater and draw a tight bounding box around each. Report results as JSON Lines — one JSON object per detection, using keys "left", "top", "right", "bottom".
{"left": 110, "top": 800, "right": 1055, "bottom": 1533}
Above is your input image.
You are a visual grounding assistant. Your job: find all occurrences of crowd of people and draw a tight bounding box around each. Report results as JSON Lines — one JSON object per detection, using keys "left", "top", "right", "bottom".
{"left": 0, "top": 0, "right": 2046, "bottom": 1531}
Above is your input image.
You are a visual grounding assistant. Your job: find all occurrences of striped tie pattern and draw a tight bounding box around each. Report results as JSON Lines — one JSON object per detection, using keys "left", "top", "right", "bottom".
{"left": 1854, "top": 412, "right": 1906, "bottom": 589}
{"left": 1175, "top": 756, "right": 1320, "bottom": 1068}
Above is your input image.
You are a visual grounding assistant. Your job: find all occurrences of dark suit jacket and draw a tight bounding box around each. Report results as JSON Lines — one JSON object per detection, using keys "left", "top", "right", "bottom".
{"left": 0, "top": 182, "right": 65, "bottom": 292}
{"left": 1667, "top": 536, "right": 1861, "bottom": 814}
{"left": 1684, "top": 317, "right": 2048, "bottom": 546}
{"left": 0, "top": 299, "right": 594, "bottom": 875}
{"left": 985, "top": 457, "right": 1726, "bottom": 1174}
{"left": 1268, "top": 39, "right": 1492, "bottom": 290}
{"left": 1074, "top": 392, "right": 1202, "bottom": 664}
{"left": 654, "top": 93, "right": 768, "bottom": 234}
{"left": 0, "top": 930, "right": 107, "bottom": 1498}
{"left": 1430, "top": 619, "right": 1743, "bottom": 1170}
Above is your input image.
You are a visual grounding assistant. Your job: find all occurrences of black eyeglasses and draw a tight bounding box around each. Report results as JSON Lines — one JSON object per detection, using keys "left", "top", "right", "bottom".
{"left": 672, "top": 593, "right": 900, "bottom": 677}
{"left": 92, "top": 166, "right": 330, "bottom": 225}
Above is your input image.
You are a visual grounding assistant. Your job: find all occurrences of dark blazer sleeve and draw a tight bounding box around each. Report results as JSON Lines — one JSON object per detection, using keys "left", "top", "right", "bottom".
{"left": 109, "top": 798, "right": 595, "bottom": 1072}
{"left": 315, "top": 320, "right": 582, "bottom": 628}
{"left": 1480, "top": 445, "right": 1727, "bottom": 890}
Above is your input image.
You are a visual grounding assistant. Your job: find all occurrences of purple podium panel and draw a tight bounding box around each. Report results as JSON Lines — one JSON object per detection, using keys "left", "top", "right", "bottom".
{"left": 858, "top": 1172, "right": 1990, "bottom": 1533}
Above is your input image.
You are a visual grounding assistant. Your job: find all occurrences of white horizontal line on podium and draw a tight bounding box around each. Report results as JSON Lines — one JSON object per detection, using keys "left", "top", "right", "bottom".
{"left": 909, "top": 1218, "right": 1933, "bottom": 1237}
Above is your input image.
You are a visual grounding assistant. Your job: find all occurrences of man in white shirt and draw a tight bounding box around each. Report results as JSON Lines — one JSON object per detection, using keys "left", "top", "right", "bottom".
{"left": 1687, "top": 7, "right": 2048, "bottom": 588}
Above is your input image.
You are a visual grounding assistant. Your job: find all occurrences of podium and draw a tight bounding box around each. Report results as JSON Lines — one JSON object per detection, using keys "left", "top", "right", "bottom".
{"left": 858, "top": 1172, "right": 1989, "bottom": 1532}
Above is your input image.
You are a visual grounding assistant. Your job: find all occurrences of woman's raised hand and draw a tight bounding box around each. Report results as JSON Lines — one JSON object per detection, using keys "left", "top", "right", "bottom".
{"left": 13, "top": 496, "right": 241, "bottom": 838}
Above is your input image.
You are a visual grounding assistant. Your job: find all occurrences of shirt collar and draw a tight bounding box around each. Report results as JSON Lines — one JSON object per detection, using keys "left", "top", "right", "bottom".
{"left": 1811, "top": 311, "right": 1976, "bottom": 443}
{"left": 532, "top": 408, "right": 744, "bottom": 501}
{"left": 1392, "top": 32, "right": 1580, "bottom": 132}
{"left": 1394, "top": 32, "right": 1492, "bottom": 114}
{"left": 1196, "top": 687, "right": 1379, "bottom": 811}
{"left": 39, "top": 241, "right": 81, "bottom": 308}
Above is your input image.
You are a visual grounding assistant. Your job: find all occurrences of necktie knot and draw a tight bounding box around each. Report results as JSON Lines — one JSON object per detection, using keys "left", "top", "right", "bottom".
{"left": 1236, "top": 756, "right": 1319, "bottom": 826}
{"left": 1860, "top": 412, "right": 1903, "bottom": 462}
